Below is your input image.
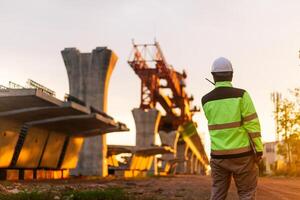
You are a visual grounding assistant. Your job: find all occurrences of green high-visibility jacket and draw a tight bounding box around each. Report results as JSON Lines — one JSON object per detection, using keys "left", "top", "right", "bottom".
{"left": 202, "top": 81, "right": 263, "bottom": 159}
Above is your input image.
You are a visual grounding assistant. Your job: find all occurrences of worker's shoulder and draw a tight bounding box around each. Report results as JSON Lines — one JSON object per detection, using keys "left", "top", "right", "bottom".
{"left": 201, "top": 87, "right": 246, "bottom": 105}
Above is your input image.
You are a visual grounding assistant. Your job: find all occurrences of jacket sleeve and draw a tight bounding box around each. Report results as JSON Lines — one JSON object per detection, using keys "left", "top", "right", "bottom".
{"left": 241, "top": 91, "right": 263, "bottom": 156}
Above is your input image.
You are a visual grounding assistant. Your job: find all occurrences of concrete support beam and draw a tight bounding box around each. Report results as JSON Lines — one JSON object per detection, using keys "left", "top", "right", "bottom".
{"left": 159, "top": 131, "right": 179, "bottom": 173}
{"left": 0, "top": 119, "right": 21, "bottom": 168}
{"left": 16, "top": 127, "right": 49, "bottom": 168}
{"left": 132, "top": 108, "right": 161, "bottom": 175}
{"left": 60, "top": 137, "right": 84, "bottom": 169}
{"left": 62, "top": 47, "right": 118, "bottom": 177}
{"left": 175, "top": 142, "right": 188, "bottom": 174}
{"left": 39, "top": 132, "right": 67, "bottom": 168}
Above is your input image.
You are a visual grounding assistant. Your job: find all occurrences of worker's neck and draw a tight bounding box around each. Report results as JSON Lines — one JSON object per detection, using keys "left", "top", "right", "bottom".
{"left": 215, "top": 81, "right": 232, "bottom": 88}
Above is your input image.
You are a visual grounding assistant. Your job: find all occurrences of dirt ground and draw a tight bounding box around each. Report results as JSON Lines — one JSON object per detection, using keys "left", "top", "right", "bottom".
{"left": 0, "top": 175, "right": 300, "bottom": 200}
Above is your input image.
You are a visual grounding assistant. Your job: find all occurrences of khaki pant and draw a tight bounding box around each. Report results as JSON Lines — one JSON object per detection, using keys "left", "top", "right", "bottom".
{"left": 210, "top": 155, "right": 258, "bottom": 200}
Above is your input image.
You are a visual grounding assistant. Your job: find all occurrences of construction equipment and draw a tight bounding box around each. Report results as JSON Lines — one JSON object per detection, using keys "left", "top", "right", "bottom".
{"left": 128, "top": 40, "right": 209, "bottom": 171}
{"left": 128, "top": 40, "right": 200, "bottom": 132}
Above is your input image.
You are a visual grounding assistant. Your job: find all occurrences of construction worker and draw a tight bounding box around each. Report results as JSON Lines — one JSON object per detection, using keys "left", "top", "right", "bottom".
{"left": 202, "top": 57, "right": 263, "bottom": 200}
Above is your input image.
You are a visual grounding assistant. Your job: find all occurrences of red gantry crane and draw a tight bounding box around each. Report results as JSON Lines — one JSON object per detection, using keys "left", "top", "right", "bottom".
{"left": 128, "top": 40, "right": 208, "bottom": 167}
{"left": 128, "top": 40, "right": 200, "bottom": 131}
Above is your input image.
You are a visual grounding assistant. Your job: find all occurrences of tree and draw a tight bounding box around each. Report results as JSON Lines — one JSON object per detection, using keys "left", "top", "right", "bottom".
{"left": 272, "top": 89, "right": 300, "bottom": 168}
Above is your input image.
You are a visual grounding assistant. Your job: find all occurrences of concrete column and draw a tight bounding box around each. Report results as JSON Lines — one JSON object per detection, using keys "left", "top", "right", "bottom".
{"left": 194, "top": 159, "right": 199, "bottom": 174}
{"left": 132, "top": 108, "right": 161, "bottom": 175}
{"left": 62, "top": 47, "right": 117, "bottom": 176}
{"left": 176, "top": 141, "right": 188, "bottom": 174}
{"left": 159, "top": 130, "right": 179, "bottom": 169}
{"left": 191, "top": 154, "right": 197, "bottom": 174}
{"left": 198, "top": 162, "right": 206, "bottom": 175}
{"left": 132, "top": 108, "right": 161, "bottom": 148}
{"left": 186, "top": 150, "right": 193, "bottom": 174}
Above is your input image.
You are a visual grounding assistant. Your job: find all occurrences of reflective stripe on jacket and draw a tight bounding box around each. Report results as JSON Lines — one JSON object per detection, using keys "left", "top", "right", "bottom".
{"left": 202, "top": 81, "right": 263, "bottom": 159}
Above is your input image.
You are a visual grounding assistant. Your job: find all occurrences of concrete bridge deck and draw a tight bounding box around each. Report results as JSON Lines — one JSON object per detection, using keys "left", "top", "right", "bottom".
{"left": 0, "top": 88, "right": 128, "bottom": 179}
{"left": 108, "top": 145, "right": 174, "bottom": 156}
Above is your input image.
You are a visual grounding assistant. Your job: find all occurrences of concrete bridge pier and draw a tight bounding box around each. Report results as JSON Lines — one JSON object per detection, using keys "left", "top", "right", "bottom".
{"left": 194, "top": 158, "right": 199, "bottom": 174}
{"left": 201, "top": 163, "right": 207, "bottom": 175}
{"left": 186, "top": 150, "right": 195, "bottom": 174}
{"left": 194, "top": 155, "right": 200, "bottom": 174}
{"left": 62, "top": 47, "right": 118, "bottom": 177}
{"left": 175, "top": 141, "right": 188, "bottom": 174}
{"left": 159, "top": 130, "right": 179, "bottom": 170}
{"left": 132, "top": 108, "right": 161, "bottom": 175}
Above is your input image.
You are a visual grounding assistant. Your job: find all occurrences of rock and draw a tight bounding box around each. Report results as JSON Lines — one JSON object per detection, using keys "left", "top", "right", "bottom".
{"left": 5, "top": 186, "right": 14, "bottom": 190}
{"left": 54, "top": 195, "right": 60, "bottom": 200}
{"left": 154, "top": 188, "right": 163, "bottom": 193}
{"left": 126, "top": 182, "right": 137, "bottom": 186}
{"left": 8, "top": 188, "right": 20, "bottom": 194}
{"left": 133, "top": 189, "right": 144, "bottom": 195}
{"left": 0, "top": 185, "right": 8, "bottom": 193}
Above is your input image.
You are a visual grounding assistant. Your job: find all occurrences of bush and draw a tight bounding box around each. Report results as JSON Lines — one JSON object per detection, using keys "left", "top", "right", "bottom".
{"left": 64, "top": 188, "right": 130, "bottom": 200}
{"left": 0, "top": 188, "right": 132, "bottom": 200}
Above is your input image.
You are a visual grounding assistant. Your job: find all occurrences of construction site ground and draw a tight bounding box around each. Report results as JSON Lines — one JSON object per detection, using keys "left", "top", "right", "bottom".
{"left": 0, "top": 175, "right": 299, "bottom": 200}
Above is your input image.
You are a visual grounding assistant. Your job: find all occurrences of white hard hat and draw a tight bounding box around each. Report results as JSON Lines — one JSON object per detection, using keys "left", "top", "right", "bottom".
{"left": 211, "top": 57, "right": 233, "bottom": 73}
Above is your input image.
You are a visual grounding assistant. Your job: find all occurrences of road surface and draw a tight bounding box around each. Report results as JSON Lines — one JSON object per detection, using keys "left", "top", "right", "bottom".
{"left": 0, "top": 175, "right": 300, "bottom": 199}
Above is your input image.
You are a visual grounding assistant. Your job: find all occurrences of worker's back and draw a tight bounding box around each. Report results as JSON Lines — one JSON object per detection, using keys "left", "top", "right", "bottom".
{"left": 202, "top": 81, "right": 257, "bottom": 159}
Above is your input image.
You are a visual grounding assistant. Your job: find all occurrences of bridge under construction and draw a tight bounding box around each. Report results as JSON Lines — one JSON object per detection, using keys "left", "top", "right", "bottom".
{"left": 0, "top": 41, "right": 208, "bottom": 180}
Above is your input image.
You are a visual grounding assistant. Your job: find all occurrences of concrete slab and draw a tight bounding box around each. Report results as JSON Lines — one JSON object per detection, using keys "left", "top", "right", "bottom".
{"left": 107, "top": 145, "right": 134, "bottom": 156}
{"left": 135, "top": 146, "right": 175, "bottom": 156}
{"left": 0, "top": 102, "right": 90, "bottom": 123}
{"left": 107, "top": 145, "right": 174, "bottom": 157}
{"left": 0, "top": 89, "right": 62, "bottom": 112}
{"left": 74, "top": 122, "right": 129, "bottom": 137}
{"left": 27, "top": 114, "right": 122, "bottom": 135}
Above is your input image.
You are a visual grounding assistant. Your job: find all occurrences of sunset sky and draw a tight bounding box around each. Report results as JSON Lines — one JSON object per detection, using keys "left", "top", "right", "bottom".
{"left": 1, "top": 0, "right": 300, "bottom": 154}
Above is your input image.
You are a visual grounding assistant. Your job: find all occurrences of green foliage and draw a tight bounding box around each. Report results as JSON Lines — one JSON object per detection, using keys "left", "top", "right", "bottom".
{"left": 272, "top": 88, "right": 300, "bottom": 172}
{"left": 0, "top": 191, "right": 49, "bottom": 200}
{"left": 64, "top": 188, "right": 130, "bottom": 200}
{"left": 0, "top": 188, "right": 132, "bottom": 200}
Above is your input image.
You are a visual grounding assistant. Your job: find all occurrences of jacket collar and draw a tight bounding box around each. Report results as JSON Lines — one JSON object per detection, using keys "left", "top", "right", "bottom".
{"left": 215, "top": 81, "right": 232, "bottom": 88}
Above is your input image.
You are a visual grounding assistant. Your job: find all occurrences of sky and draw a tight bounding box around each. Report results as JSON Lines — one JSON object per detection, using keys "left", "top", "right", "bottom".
{"left": 1, "top": 0, "right": 300, "bottom": 154}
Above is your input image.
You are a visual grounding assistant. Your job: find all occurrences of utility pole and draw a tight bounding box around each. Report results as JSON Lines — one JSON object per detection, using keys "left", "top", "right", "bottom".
{"left": 283, "top": 102, "right": 292, "bottom": 167}
{"left": 271, "top": 92, "right": 281, "bottom": 142}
